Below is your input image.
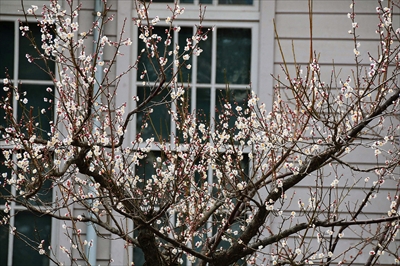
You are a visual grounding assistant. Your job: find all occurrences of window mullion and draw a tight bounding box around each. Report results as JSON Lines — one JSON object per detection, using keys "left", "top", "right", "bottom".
{"left": 171, "top": 30, "right": 179, "bottom": 148}
{"left": 250, "top": 24, "right": 258, "bottom": 91}
{"left": 7, "top": 153, "right": 20, "bottom": 265}
{"left": 7, "top": 212, "right": 14, "bottom": 265}
{"left": 132, "top": 24, "right": 139, "bottom": 141}
{"left": 206, "top": 28, "right": 218, "bottom": 240}
{"left": 191, "top": 26, "right": 197, "bottom": 113}
{"left": 187, "top": 26, "right": 198, "bottom": 261}
{"left": 16, "top": 80, "right": 54, "bottom": 85}
{"left": 8, "top": 21, "right": 21, "bottom": 261}
{"left": 210, "top": 28, "right": 217, "bottom": 132}
{"left": 12, "top": 20, "right": 19, "bottom": 121}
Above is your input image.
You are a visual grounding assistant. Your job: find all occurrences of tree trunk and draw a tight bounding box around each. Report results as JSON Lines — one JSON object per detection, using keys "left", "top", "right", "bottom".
{"left": 138, "top": 227, "right": 164, "bottom": 266}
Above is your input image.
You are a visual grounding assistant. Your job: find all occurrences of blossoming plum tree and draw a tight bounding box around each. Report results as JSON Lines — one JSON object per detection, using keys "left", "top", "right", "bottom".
{"left": 0, "top": 0, "right": 400, "bottom": 265}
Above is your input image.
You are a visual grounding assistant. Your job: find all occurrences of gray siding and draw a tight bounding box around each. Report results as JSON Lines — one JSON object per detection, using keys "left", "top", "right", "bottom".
{"left": 270, "top": 1, "right": 400, "bottom": 265}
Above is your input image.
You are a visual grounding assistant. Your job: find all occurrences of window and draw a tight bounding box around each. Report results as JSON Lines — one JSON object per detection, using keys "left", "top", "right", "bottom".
{"left": 136, "top": 25, "right": 254, "bottom": 141}
{"left": 0, "top": 20, "right": 54, "bottom": 266}
{"left": 133, "top": 20, "right": 256, "bottom": 265}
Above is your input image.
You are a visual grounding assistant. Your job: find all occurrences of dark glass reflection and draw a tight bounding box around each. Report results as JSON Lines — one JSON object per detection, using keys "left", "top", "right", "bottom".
{"left": 216, "top": 28, "right": 251, "bottom": 84}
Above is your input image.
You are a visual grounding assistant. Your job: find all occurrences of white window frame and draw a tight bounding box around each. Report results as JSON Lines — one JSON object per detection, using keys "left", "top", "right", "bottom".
{"left": 142, "top": 0, "right": 259, "bottom": 20}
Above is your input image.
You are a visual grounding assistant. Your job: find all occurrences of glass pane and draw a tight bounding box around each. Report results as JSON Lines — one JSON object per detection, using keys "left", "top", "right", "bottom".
{"left": 137, "top": 27, "right": 172, "bottom": 82}
{"left": 211, "top": 153, "right": 248, "bottom": 264}
{"left": 216, "top": 89, "right": 249, "bottom": 127}
{"left": 136, "top": 151, "right": 161, "bottom": 189}
{"left": 176, "top": 89, "right": 191, "bottom": 143}
{"left": 13, "top": 211, "right": 51, "bottom": 266}
{"left": 0, "top": 21, "right": 15, "bottom": 79}
{"left": 0, "top": 88, "right": 12, "bottom": 128}
{"left": 216, "top": 28, "right": 251, "bottom": 84}
{"left": 196, "top": 88, "right": 210, "bottom": 126}
{"left": 0, "top": 152, "right": 11, "bottom": 205}
{"left": 33, "top": 180, "right": 53, "bottom": 204}
{"left": 197, "top": 32, "right": 212, "bottom": 84}
{"left": 132, "top": 242, "right": 146, "bottom": 266}
{"left": 180, "top": 0, "right": 194, "bottom": 3}
{"left": 240, "top": 153, "right": 249, "bottom": 176}
{"left": 1, "top": 150, "right": 52, "bottom": 206}
{"left": 200, "top": 0, "right": 213, "bottom": 3}
{"left": 178, "top": 27, "right": 193, "bottom": 83}
{"left": 0, "top": 224, "right": 9, "bottom": 266}
{"left": 19, "top": 23, "right": 54, "bottom": 80}
{"left": 212, "top": 153, "right": 248, "bottom": 195}
{"left": 211, "top": 221, "right": 246, "bottom": 264}
{"left": 219, "top": 0, "right": 253, "bottom": 5}
{"left": 134, "top": 151, "right": 184, "bottom": 263}
{"left": 136, "top": 87, "right": 171, "bottom": 141}
{"left": 0, "top": 21, "right": 14, "bottom": 129}
{"left": 17, "top": 85, "right": 54, "bottom": 140}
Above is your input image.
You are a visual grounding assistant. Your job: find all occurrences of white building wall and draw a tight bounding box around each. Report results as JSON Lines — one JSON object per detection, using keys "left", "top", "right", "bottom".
{"left": 270, "top": 1, "right": 399, "bottom": 265}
